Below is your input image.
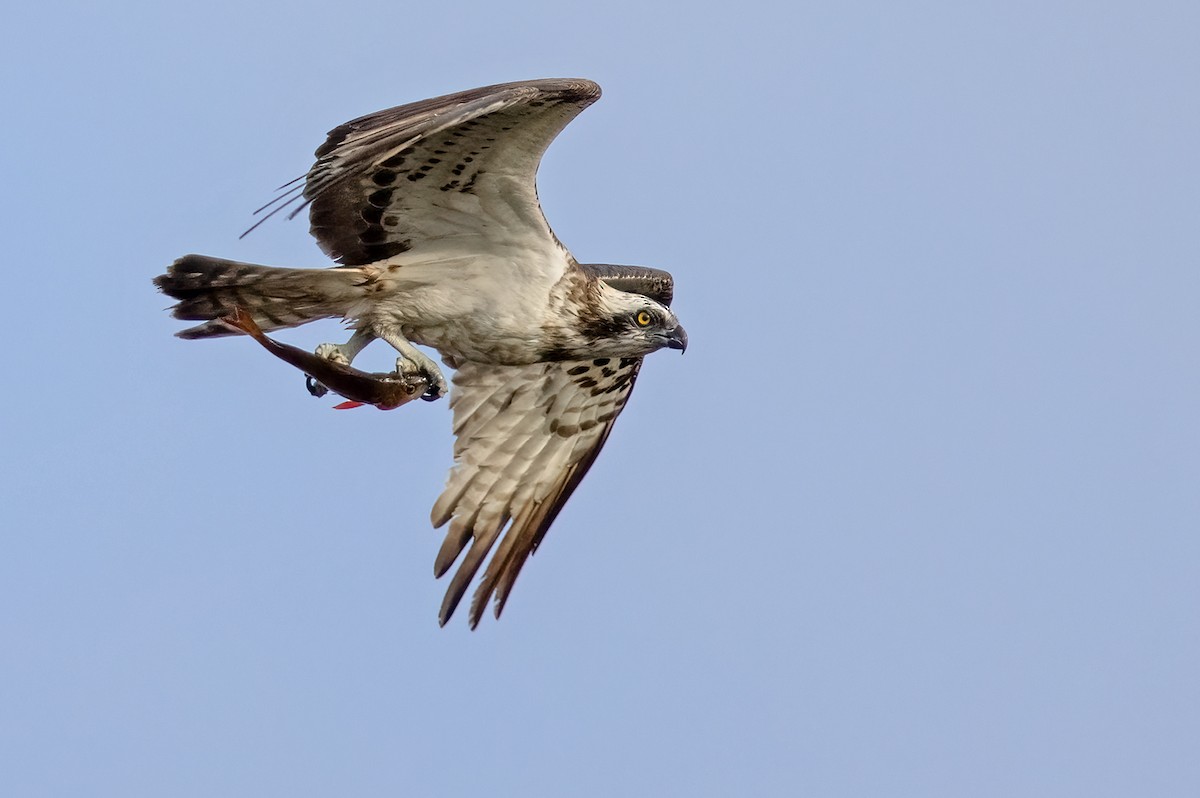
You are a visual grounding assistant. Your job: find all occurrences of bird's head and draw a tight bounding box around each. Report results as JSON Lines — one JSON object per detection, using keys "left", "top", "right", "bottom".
{"left": 581, "top": 282, "right": 688, "bottom": 357}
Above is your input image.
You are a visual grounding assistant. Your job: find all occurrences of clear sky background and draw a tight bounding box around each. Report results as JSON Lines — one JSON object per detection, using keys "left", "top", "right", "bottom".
{"left": 3, "top": 1, "right": 1197, "bottom": 795}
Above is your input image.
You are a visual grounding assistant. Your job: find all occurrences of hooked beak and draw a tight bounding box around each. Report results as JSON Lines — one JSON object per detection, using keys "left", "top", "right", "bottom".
{"left": 663, "top": 324, "right": 688, "bottom": 353}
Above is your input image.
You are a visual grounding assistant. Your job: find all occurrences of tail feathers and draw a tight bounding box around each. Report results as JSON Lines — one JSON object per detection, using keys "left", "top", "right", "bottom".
{"left": 154, "top": 254, "right": 365, "bottom": 338}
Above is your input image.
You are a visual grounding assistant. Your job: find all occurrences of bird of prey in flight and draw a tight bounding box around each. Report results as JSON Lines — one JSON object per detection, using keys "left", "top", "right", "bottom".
{"left": 154, "top": 78, "right": 686, "bottom": 627}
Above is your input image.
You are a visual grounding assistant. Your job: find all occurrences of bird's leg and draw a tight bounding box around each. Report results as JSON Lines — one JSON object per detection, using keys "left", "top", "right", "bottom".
{"left": 376, "top": 325, "right": 448, "bottom": 401}
{"left": 316, "top": 328, "right": 375, "bottom": 365}
{"left": 307, "top": 328, "right": 376, "bottom": 397}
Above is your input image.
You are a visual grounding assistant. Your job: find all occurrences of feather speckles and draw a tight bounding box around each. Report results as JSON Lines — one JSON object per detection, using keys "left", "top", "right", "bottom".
{"left": 296, "top": 80, "right": 599, "bottom": 266}
{"left": 565, "top": 357, "right": 639, "bottom": 399}
{"left": 433, "top": 353, "right": 641, "bottom": 627}
{"left": 161, "top": 79, "right": 681, "bottom": 629}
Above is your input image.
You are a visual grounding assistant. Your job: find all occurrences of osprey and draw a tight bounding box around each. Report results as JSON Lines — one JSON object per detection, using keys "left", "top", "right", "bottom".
{"left": 154, "top": 78, "right": 686, "bottom": 627}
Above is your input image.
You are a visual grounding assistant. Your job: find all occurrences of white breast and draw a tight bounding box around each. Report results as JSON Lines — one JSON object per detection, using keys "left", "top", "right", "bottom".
{"left": 354, "top": 240, "right": 574, "bottom": 364}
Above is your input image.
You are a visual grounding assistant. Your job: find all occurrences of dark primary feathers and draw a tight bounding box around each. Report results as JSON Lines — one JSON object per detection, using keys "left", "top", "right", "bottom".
{"left": 155, "top": 78, "right": 683, "bottom": 627}
{"left": 427, "top": 264, "right": 673, "bottom": 626}
{"left": 431, "top": 356, "right": 643, "bottom": 627}
{"left": 255, "top": 79, "right": 601, "bottom": 265}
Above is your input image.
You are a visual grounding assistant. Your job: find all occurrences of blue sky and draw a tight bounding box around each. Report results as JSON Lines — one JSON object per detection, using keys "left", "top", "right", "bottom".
{"left": 3, "top": 1, "right": 1198, "bottom": 795}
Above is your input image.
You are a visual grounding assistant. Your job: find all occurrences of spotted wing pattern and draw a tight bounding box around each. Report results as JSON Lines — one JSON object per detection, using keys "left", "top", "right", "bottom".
{"left": 253, "top": 79, "right": 601, "bottom": 265}
{"left": 431, "top": 356, "right": 642, "bottom": 627}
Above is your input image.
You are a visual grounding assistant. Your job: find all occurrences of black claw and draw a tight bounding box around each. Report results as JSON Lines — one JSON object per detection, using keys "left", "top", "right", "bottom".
{"left": 305, "top": 375, "right": 329, "bottom": 397}
{"left": 420, "top": 374, "right": 446, "bottom": 402}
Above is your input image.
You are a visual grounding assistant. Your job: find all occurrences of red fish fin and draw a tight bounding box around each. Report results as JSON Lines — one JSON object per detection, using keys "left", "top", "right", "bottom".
{"left": 333, "top": 401, "right": 365, "bottom": 410}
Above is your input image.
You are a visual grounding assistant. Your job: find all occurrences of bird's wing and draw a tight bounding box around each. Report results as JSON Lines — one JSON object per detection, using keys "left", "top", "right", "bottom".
{"left": 583, "top": 263, "right": 676, "bottom": 307}
{"left": 431, "top": 356, "right": 643, "bottom": 627}
{"left": 250, "top": 78, "right": 601, "bottom": 265}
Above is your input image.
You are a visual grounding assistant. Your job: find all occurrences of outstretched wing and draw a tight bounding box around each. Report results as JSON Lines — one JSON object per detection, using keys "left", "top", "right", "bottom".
{"left": 431, "top": 356, "right": 642, "bottom": 627}
{"left": 253, "top": 78, "right": 601, "bottom": 265}
{"left": 582, "top": 263, "right": 675, "bottom": 307}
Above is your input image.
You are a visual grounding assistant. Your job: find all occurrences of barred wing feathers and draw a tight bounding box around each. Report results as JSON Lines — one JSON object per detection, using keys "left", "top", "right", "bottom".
{"left": 255, "top": 79, "right": 601, "bottom": 266}
{"left": 431, "top": 356, "right": 642, "bottom": 627}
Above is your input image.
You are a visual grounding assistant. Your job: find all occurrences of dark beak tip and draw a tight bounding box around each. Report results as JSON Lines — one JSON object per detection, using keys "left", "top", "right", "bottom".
{"left": 673, "top": 326, "right": 688, "bottom": 353}
{"left": 658, "top": 325, "right": 688, "bottom": 353}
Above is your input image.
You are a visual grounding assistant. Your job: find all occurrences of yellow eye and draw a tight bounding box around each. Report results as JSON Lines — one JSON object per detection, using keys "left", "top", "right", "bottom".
{"left": 635, "top": 310, "right": 653, "bottom": 327}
